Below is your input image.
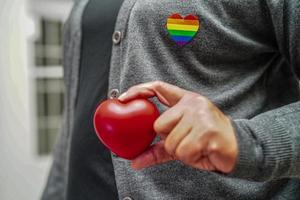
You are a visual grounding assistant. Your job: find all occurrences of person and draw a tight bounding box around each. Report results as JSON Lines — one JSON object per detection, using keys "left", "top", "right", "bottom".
{"left": 42, "top": 0, "right": 300, "bottom": 199}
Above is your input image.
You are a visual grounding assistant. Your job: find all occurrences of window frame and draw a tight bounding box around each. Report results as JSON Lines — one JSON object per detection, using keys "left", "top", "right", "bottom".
{"left": 27, "top": 0, "right": 72, "bottom": 158}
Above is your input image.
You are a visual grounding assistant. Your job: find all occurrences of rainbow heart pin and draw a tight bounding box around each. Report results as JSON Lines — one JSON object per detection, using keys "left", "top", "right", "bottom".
{"left": 167, "top": 13, "right": 200, "bottom": 46}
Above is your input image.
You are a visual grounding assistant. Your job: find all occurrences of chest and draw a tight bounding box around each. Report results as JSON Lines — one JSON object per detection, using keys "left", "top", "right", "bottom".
{"left": 124, "top": 0, "right": 275, "bottom": 64}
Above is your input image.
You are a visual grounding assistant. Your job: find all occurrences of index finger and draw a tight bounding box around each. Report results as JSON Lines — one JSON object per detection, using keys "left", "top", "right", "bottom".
{"left": 118, "top": 81, "right": 187, "bottom": 107}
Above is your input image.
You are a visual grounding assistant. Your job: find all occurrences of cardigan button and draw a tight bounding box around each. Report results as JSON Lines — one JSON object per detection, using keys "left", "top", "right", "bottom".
{"left": 123, "top": 197, "right": 133, "bottom": 200}
{"left": 108, "top": 89, "right": 119, "bottom": 99}
{"left": 112, "top": 152, "right": 118, "bottom": 158}
{"left": 112, "top": 31, "right": 122, "bottom": 44}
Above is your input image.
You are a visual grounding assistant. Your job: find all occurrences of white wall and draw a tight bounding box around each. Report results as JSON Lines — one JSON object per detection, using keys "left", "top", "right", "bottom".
{"left": 0, "top": 0, "right": 71, "bottom": 199}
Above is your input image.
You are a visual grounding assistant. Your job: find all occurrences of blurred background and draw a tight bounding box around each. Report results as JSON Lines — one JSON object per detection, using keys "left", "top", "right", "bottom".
{"left": 0, "top": 0, "right": 73, "bottom": 199}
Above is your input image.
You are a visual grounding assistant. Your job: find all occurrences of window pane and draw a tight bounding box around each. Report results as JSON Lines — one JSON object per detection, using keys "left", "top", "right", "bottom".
{"left": 38, "top": 128, "right": 48, "bottom": 155}
{"left": 44, "top": 20, "right": 61, "bottom": 45}
{"left": 47, "top": 94, "right": 60, "bottom": 116}
{"left": 45, "top": 57, "right": 61, "bottom": 66}
{"left": 36, "top": 78, "right": 64, "bottom": 155}
{"left": 34, "top": 18, "right": 63, "bottom": 67}
{"left": 34, "top": 16, "right": 65, "bottom": 155}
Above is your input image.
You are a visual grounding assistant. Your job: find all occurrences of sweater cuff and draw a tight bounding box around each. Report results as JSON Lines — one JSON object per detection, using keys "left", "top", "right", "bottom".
{"left": 228, "top": 117, "right": 292, "bottom": 181}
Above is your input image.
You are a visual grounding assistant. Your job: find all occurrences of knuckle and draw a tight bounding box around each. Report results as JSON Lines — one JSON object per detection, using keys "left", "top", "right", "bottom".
{"left": 196, "top": 96, "right": 213, "bottom": 110}
{"left": 206, "top": 124, "right": 219, "bottom": 134}
{"left": 192, "top": 139, "right": 204, "bottom": 155}
{"left": 195, "top": 109, "right": 207, "bottom": 118}
{"left": 191, "top": 135, "right": 202, "bottom": 148}
{"left": 175, "top": 144, "right": 188, "bottom": 161}
{"left": 153, "top": 81, "right": 164, "bottom": 89}
{"left": 195, "top": 95, "right": 208, "bottom": 104}
{"left": 182, "top": 92, "right": 197, "bottom": 102}
{"left": 203, "top": 127, "right": 218, "bottom": 137}
{"left": 153, "top": 119, "right": 162, "bottom": 133}
{"left": 183, "top": 106, "right": 194, "bottom": 115}
{"left": 200, "top": 129, "right": 219, "bottom": 146}
{"left": 175, "top": 148, "right": 184, "bottom": 160}
{"left": 208, "top": 141, "right": 219, "bottom": 152}
{"left": 183, "top": 96, "right": 210, "bottom": 116}
{"left": 164, "top": 139, "right": 174, "bottom": 155}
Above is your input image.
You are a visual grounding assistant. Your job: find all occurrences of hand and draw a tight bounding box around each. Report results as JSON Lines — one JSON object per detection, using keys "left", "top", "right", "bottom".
{"left": 118, "top": 81, "right": 238, "bottom": 173}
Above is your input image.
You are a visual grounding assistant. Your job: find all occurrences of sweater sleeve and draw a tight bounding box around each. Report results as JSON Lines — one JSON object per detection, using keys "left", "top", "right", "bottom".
{"left": 41, "top": 0, "right": 89, "bottom": 198}
{"left": 229, "top": 0, "right": 300, "bottom": 181}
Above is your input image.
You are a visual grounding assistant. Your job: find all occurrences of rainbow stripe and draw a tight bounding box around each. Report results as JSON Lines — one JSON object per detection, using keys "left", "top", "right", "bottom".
{"left": 167, "top": 14, "right": 200, "bottom": 46}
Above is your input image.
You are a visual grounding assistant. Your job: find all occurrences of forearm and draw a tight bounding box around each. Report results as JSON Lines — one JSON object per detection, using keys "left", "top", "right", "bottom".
{"left": 229, "top": 101, "right": 300, "bottom": 181}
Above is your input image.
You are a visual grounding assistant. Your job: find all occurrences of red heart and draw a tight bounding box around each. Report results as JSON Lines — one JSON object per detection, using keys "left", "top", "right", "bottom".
{"left": 93, "top": 99, "right": 160, "bottom": 159}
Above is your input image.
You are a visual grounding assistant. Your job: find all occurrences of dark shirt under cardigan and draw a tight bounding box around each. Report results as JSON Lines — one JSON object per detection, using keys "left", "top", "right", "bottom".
{"left": 66, "top": 0, "right": 122, "bottom": 199}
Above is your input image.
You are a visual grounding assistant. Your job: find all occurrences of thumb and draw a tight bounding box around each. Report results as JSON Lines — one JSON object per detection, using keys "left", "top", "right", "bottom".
{"left": 131, "top": 140, "right": 174, "bottom": 170}
{"left": 118, "top": 81, "right": 187, "bottom": 107}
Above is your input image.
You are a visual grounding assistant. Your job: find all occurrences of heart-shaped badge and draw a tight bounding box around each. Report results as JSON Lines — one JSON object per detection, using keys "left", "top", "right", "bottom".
{"left": 167, "top": 13, "right": 200, "bottom": 46}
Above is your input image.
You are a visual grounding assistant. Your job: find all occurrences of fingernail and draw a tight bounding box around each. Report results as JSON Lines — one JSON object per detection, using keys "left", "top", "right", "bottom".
{"left": 118, "top": 92, "right": 127, "bottom": 101}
